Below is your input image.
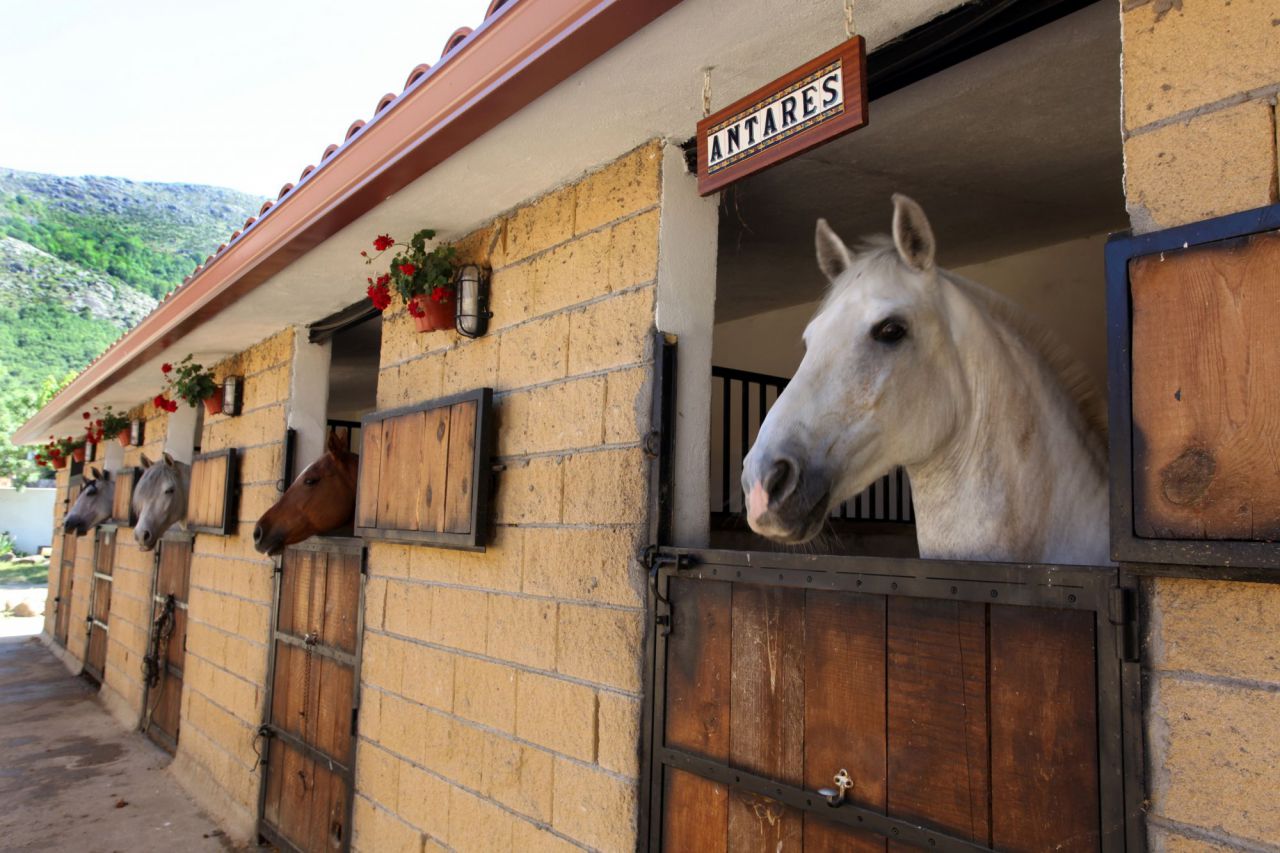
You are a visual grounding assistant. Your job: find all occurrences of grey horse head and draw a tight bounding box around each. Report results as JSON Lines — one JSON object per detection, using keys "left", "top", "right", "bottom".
{"left": 65, "top": 468, "right": 114, "bottom": 536}
{"left": 132, "top": 453, "right": 189, "bottom": 551}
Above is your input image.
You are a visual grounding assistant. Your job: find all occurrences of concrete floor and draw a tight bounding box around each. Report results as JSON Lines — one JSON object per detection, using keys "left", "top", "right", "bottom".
{"left": 0, "top": 632, "right": 239, "bottom": 853}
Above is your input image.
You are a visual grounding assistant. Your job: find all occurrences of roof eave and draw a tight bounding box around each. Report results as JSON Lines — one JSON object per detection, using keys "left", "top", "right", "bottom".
{"left": 14, "top": 0, "right": 679, "bottom": 446}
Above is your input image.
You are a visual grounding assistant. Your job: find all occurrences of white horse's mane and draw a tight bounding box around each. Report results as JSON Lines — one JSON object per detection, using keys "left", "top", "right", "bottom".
{"left": 824, "top": 235, "right": 1108, "bottom": 473}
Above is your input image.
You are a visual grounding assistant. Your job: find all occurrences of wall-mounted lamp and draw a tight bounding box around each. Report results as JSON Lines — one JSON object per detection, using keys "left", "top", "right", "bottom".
{"left": 130, "top": 419, "right": 144, "bottom": 447}
{"left": 454, "top": 264, "right": 492, "bottom": 338}
{"left": 86, "top": 441, "right": 97, "bottom": 464}
{"left": 222, "top": 375, "right": 244, "bottom": 417}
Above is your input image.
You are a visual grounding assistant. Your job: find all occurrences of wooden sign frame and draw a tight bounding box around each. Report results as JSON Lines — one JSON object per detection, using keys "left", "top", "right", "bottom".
{"left": 355, "top": 387, "right": 494, "bottom": 551}
{"left": 1107, "top": 201, "right": 1280, "bottom": 578}
{"left": 188, "top": 448, "right": 240, "bottom": 536}
{"left": 696, "top": 36, "right": 867, "bottom": 196}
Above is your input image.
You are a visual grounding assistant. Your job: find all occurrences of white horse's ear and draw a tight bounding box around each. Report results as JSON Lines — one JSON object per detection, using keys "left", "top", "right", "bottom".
{"left": 163, "top": 452, "right": 175, "bottom": 467}
{"left": 140, "top": 454, "right": 153, "bottom": 469}
{"left": 815, "top": 218, "right": 853, "bottom": 282}
{"left": 891, "top": 193, "right": 936, "bottom": 272}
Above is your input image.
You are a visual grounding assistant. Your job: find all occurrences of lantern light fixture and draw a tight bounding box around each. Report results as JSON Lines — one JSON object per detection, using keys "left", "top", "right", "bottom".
{"left": 222, "top": 375, "right": 244, "bottom": 417}
{"left": 454, "top": 264, "right": 492, "bottom": 338}
{"left": 130, "top": 418, "right": 144, "bottom": 447}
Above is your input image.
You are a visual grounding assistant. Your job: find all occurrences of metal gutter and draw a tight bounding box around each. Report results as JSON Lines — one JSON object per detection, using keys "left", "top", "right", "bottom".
{"left": 15, "top": 0, "right": 680, "bottom": 445}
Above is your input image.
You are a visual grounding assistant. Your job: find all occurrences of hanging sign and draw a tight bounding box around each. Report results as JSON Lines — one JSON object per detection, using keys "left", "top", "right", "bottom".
{"left": 696, "top": 37, "right": 867, "bottom": 196}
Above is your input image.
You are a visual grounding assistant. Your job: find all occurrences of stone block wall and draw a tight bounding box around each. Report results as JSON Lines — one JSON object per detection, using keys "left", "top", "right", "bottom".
{"left": 1122, "top": 2, "right": 1280, "bottom": 848}
{"left": 1122, "top": 0, "right": 1279, "bottom": 232}
{"left": 168, "top": 327, "right": 293, "bottom": 839}
{"left": 352, "top": 141, "right": 662, "bottom": 852}
{"left": 99, "top": 400, "right": 173, "bottom": 725}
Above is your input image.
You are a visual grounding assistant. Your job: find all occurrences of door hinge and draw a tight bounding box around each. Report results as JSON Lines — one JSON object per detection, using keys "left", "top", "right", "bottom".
{"left": 1109, "top": 586, "right": 1140, "bottom": 663}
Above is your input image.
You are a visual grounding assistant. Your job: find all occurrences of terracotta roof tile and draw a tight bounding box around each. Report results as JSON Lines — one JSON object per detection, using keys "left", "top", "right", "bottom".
{"left": 375, "top": 92, "right": 397, "bottom": 114}
{"left": 299, "top": 164, "right": 316, "bottom": 181}
{"left": 404, "top": 63, "right": 432, "bottom": 90}
{"left": 277, "top": 182, "right": 294, "bottom": 199}
{"left": 344, "top": 119, "right": 365, "bottom": 141}
{"left": 321, "top": 143, "right": 339, "bottom": 161}
{"left": 442, "top": 27, "right": 473, "bottom": 57}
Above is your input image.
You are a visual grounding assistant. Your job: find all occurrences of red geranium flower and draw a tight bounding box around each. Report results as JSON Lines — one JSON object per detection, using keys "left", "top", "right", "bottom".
{"left": 154, "top": 395, "right": 166, "bottom": 408}
{"left": 431, "top": 286, "right": 448, "bottom": 303}
{"left": 82, "top": 411, "right": 91, "bottom": 419}
{"left": 373, "top": 234, "right": 395, "bottom": 252}
{"left": 376, "top": 274, "right": 390, "bottom": 286}
{"left": 398, "top": 263, "right": 416, "bottom": 277}
{"left": 406, "top": 298, "right": 426, "bottom": 318}
{"left": 161, "top": 363, "right": 173, "bottom": 374}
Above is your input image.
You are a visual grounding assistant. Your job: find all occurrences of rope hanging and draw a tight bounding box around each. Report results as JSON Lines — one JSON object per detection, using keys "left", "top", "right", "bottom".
{"left": 844, "top": 0, "right": 856, "bottom": 38}
{"left": 702, "top": 68, "right": 713, "bottom": 118}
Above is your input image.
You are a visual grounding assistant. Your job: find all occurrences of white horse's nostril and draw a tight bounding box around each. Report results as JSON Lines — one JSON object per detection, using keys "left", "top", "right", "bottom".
{"left": 763, "top": 458, "right": 798, "bottom": 504}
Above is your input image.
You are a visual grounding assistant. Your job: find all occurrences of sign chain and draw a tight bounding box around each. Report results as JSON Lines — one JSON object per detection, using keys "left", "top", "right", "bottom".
{"left": 702, "top": 69, "right": 712, "bottom": 118}
{"left": 844, "top": 0, "right": 856, "bottom": 38}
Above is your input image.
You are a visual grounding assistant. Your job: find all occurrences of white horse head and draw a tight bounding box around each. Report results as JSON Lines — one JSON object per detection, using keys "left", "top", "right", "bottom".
{"left": 743, "top": 195, "right": 1109, "bottom": 565}
{"left": 65, "top": 468, "right": 115, "bottom": 536}
{"left": 132, "top": 452, "right": 189, "bottom": 551}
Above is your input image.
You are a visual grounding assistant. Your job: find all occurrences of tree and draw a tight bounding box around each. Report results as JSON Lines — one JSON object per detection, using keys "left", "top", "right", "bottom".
{"left": 0, "top": 373, "right": 74, "bottom": 488}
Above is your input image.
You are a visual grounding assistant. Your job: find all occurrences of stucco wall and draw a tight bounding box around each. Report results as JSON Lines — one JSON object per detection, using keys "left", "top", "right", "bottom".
{"left": 352, "top": 141, "right": 661, "bottom": 853}
{"left": 0, "top": 487, "right": 55, "bottom": 555}
{"left": 1121, "top": 2, "right": 1280, "bottom": 849}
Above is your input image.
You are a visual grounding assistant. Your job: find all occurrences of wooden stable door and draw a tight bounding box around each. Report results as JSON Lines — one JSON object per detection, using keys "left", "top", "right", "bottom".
{"left": 143, "top": 533, "right": 192, "bottom": 753}
{"left": 649, "top": 549, "right": 1141, "bottom": 852}
{"left": 53, "top": 531, "right": 77, "bottom": 646}
{"left": 84, "top": 528, "right": 117, "bottom": 682}
{"left": 259, "top": 540, "right": 363, "bottom": 853}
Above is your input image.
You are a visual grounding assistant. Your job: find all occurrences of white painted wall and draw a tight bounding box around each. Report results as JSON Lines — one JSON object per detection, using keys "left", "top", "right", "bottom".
{"left": 0, "top": 488, "right": 56, "bottom": 554}
{"left": 713, "top": 232, "right": 1110, "bottom": 389}
{"left": 287, "top": 331, "right": 333, "bottom": 472}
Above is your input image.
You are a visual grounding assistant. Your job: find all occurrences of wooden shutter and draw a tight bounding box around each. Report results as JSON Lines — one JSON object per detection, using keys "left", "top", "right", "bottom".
{"left": 355, "top": 388, "right": 493, "bottom": 550}
{"left": 188, "top": 448, "right": 239, "bottom": 535}
{"left": 112, "top": 467, "right": 138, "bottom": 526}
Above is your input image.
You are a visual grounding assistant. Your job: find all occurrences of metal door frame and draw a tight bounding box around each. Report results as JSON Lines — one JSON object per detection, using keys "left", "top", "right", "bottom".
{"left": 256, "top": 535, "right": 366, "bottom": 853}
{"left": 82, "top": 525, "right": 117, "bottom": 683}
{"left": 140, "top": 529, "right": 194, "bottom": 753}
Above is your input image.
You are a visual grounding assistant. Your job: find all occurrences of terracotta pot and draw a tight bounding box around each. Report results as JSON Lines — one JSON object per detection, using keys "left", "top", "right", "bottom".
{"left": 203, "top": 387, "right": 225, "bottom": 416}
{"left": 51, "top": 456, "right": 67, "bottom": 470}
{"left": 71, "top": 446, "right": 85, "bottom": 463}
{"left": 118, "top": 430, "right": 131, "bottom": 448}
{"left": 410, "top": 293, "right": 455, "bottom": 333}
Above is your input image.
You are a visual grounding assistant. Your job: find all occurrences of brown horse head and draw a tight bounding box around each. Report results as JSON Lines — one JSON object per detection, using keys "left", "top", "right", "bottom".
{"left": 254, "top": 430, "right": 360, "bottom": 556}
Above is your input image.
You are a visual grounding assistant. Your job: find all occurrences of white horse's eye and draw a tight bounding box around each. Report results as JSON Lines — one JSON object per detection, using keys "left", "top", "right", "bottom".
{"left": 164, "top": 487, "right": 175, "bottom": 495}
{"left": 870, "top": 317, "right": 908, "bottom": 344}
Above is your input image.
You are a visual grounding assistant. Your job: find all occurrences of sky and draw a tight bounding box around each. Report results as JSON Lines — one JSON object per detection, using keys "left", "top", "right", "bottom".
{"left": 0, "top": 0, "right": 483, "bottom": 197}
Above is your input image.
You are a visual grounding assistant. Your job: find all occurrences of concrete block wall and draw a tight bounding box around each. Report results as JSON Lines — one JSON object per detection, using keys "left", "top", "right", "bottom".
{"left": 168, "top": 327, "right": 293, "bottom": 840}
{"left": 1122, "top": 2, "right": 1280, "bottom": 849}
{"left": 98, "top": 401, "right": 174, "bottom": 726}
{"left": 353, "top": 141, "right": 662, "bottom": 853}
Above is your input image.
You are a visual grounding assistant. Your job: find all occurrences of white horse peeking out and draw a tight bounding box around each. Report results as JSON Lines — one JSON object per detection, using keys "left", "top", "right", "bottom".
{"left": 743, "top": 195, "right": 1109, "bottom": 566}
{"left": 133, "top": 453, "right": 190, "bottom": 551}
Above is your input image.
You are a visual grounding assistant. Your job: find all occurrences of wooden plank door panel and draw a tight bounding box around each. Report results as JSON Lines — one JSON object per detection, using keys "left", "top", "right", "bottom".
{"left": 85, "top": 529, "right": 116, "bottom": 679}
{"left": 144, "top": 535, "right": 191, "bottom": 752}
{"left": 657, "top": 571, "right": 1112, "bottom": 852}
{"left": 54, "top": 532, "right": 77, "bottom": 646}
{"left": 261, "top": 542, "right": 362, "bottom": 853}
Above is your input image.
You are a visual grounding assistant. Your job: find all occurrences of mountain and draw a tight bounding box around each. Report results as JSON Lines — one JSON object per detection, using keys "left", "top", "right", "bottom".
{"left": 0, "top": 168, "right": 264, "bottom": 485}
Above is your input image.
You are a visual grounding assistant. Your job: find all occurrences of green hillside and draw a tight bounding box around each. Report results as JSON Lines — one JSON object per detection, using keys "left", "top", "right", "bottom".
{"left": 0, "top": 169, "right": 263, "bottom": 485}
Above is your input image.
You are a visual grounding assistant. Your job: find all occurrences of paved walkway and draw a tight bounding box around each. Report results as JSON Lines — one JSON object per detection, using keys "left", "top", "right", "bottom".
{"left": 0, "top": 630, "right": 238, "bottom": 852}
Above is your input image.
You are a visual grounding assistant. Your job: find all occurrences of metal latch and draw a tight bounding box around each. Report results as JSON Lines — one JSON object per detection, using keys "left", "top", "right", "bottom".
{"left": 817, "top": 769, "right": 854, "bottom": 807}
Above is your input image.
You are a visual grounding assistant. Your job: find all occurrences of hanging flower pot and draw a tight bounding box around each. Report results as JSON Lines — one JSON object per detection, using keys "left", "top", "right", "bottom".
{"left": 409, "top": 293, "right": 454, "bottom": 333}
{"left": 203, "top": 386, "right": 225, "bottom": 416}
{"left": 51, "top": 455, "right": 67, "bottom": 470}
{"left": 71, "top": 445, "right": 86, "bottom": 463}
{"left": 118, "top": 429, "right": 131, "bottom": 448}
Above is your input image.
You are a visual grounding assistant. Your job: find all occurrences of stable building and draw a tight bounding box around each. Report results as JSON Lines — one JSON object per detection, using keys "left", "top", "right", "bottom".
{"left": 17, "top": 0, "right": 1280, "bottom": 850}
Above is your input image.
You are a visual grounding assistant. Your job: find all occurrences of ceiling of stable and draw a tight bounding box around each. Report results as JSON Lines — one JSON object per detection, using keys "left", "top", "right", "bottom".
{"left": 716, "top": 1, "right": 1125, "bottom": 321}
